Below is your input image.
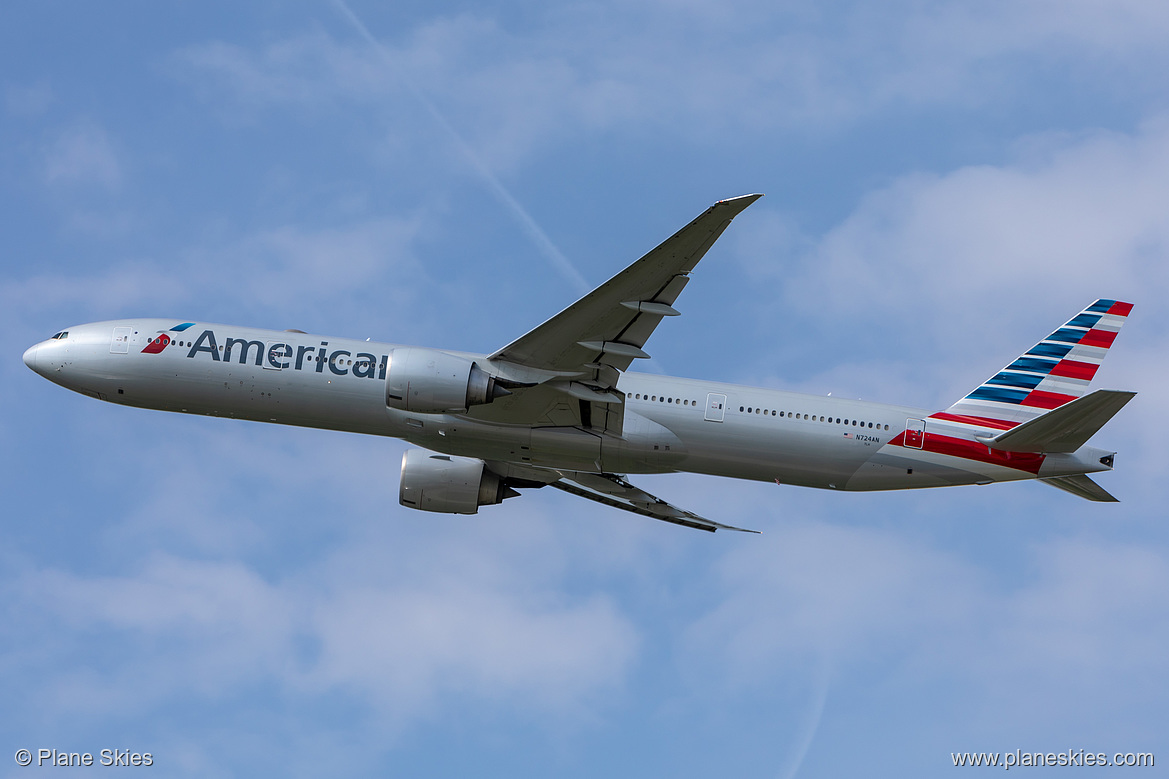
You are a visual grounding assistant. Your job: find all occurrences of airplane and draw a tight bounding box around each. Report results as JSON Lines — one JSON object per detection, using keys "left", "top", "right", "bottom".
{"left": 22, "top": 195, "right": 1135, "bottom": 533}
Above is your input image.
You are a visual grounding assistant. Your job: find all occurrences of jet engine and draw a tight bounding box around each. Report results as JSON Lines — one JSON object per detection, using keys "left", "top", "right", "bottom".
{"left": 398, "top": 449, "right": 519, "bottom": 514}
{"left": 385, "top": 347, "right": 510, "bottom": 413}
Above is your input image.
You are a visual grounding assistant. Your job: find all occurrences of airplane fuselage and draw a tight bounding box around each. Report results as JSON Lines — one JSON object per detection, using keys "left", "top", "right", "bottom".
{"left": 24, "top": 319, "right": 1113, "bottom": 496}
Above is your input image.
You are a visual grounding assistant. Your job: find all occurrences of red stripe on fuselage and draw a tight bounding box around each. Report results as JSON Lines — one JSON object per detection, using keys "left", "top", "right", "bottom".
{"left": 1048, "top": 359, "right": 1098, "bottom": 380}
{"left": 889, "top": 431, "right": 1045, "bottom": 474}
{"left": 927, "top": 412, "right": 1020, "bottom": 430}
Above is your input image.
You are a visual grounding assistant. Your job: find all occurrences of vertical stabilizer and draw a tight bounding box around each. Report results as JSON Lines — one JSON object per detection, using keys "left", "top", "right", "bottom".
{"left": 939, "top": 299, "right": 1133, "bottom": 429}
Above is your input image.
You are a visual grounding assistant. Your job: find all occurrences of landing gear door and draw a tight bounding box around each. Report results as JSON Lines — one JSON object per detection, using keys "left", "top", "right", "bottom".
{"left": 111, "top": 326, "right": 131, "bottom": 354}
{"left": 704, "top": 392, "right": 727, "bottom": 422}
{"left": 905, "top": 418, "right": 926, "bottom": 449}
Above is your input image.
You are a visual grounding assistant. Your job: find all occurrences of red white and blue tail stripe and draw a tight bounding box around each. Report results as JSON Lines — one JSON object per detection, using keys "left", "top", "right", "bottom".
{"left": 936, "top": 299, "right": 1133, "bottom": 429}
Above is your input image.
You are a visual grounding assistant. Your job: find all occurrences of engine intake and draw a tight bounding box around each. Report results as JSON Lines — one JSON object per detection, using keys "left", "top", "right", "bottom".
{"left": 385, "top": 347, "right": 509, "bottom": 413}
{"left": 398, "top": 449, "right": 519, "bottom": 514}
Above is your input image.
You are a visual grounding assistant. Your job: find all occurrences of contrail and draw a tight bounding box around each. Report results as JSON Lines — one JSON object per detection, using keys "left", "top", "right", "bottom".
{"left": 777, "top": 652, "right": 832, "bottom": 779}
{"left": 330, "top": 0, "right": 592, "bottom": 295}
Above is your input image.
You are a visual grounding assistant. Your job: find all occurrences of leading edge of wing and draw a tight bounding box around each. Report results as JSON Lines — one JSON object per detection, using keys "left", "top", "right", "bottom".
{"left": 551, "top": 472, "right": 759, "bottom": 533}
{"left": 488, "top": 194, "right": 763, "bottom": 373}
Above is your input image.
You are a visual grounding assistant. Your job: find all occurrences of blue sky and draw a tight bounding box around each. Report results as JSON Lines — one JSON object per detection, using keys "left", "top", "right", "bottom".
{"left": 4, "top": 1, "right": 1168, "bottom": 776}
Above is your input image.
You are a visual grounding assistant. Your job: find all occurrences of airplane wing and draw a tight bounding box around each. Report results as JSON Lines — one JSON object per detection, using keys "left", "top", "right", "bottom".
{"left": 472, "top": 195, "right": 762, "bottom": 432}
{"left": 551, "top": 472, "right": 758, "bottom": 533}
{"left": 490, "top": 194, "right": 762, "bottom": 372}
{"left": 487, "top": 460, "right": 758, "bottom": 533}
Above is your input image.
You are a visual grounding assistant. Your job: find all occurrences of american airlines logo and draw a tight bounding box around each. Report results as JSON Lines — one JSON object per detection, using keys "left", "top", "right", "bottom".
{"left": 145, "top": 326, "right": 389, "bottom": 380}
{"left": 139, "top": 322, "right": 194, "bottom": 354}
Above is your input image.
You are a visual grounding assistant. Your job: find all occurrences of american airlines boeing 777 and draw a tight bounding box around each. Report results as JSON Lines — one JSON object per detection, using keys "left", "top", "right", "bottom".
{"left": 23, "top": 195, "right": 1135, "bottom": 532}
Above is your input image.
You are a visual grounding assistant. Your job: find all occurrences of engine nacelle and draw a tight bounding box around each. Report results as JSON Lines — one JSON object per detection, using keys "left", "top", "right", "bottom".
{"left": 385, "top": 347, "right": 507, "bottom": 413}
{"left": 398, "top": 449, "right": 518, "bottom": 514}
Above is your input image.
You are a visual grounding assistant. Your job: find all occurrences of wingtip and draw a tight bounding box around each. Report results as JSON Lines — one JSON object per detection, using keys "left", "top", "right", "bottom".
{"left": 711, "top": 193, "right": 763, "bottom": 218}
{"left": 717, "top": 193, "right": 764, "bottom": 205}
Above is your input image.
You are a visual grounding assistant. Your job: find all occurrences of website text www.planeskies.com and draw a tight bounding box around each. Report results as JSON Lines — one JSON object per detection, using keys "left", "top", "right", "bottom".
{"left": 952, "top": 749, "right": 1153, "bottom": 770}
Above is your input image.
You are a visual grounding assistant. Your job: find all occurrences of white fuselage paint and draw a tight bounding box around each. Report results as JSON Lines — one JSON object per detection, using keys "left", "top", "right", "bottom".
{"left": 24, "top": 319, "right": 1113, "bottom": 493}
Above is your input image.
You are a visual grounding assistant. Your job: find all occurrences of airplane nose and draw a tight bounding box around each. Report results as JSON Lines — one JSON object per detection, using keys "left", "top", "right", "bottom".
{"left": 22, "top": 344, "right": 39, "bottom": 372}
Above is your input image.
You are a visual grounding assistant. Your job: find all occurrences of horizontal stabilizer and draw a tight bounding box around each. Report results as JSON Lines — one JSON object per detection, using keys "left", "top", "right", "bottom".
{"left": 979, "top": 389, "right": 1136, "bottom": 453}
{"left": 1040, "top": 474, "right": 1119, "bottom": 502}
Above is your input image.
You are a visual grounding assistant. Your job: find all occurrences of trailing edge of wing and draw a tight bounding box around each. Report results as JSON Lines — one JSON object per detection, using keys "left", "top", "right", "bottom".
{"left": 1040, "top": 474, "right": 1119, "bottom": 502}
{"left": 550, "top": 472, "right": 758, "bottom": 533}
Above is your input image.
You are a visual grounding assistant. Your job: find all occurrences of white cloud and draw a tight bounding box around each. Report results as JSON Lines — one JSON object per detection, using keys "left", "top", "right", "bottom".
{"left": 307, "top": 582, "right": 636, "bottom": 716}
{"left": 682, "top": 517, "right": 1169, "bottom": 742}
{"left": 168, "top": 1, "right": 1169, "bottom": 178}
{"left": 0, "top": 214, "right": 427, "bottom": 346}
{"left": 0, "top": 263, "right": 188, "bottom": 325}
{"left": 201, "top": 216, "right": 426, "bottom": 317}
{"left": 796, "top": 120, "right": 1169, "bottom": 309}
{"left": 45, "top": 123, "right": 122, "bottom": 189}
{"left": 727, "top": 118, "right": 1169, "bottom": 411}
{"left": 5, "top": 80, "right": 53, "bottom": 116}
{"left": 14, "top": 535, "right": 638, "bottom": 727}
{"left": 684, "top": 519, "right": 975, "bottom": 678}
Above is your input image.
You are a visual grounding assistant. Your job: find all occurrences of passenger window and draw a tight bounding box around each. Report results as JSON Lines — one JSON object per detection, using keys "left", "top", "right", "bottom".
{"left": 771, "top": 410, "right": 776, "bottom": 416}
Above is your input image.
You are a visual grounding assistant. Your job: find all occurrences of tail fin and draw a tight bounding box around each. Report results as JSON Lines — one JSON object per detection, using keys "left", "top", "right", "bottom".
{"left": 939, "top": 299, "right": 1133, "bottom": 429}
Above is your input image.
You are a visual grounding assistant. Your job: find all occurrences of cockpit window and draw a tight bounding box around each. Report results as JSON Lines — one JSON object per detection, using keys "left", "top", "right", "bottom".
{"left": 51, "top": 331, "right": 69, "bottom": 340}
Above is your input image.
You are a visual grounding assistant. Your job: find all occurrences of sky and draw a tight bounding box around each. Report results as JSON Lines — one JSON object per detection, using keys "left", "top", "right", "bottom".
{"left": 3, "top": 1, "right": 1168, "bottom": 776}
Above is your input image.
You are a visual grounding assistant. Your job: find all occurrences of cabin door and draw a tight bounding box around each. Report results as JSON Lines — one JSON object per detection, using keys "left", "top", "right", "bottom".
{"left": 704, "top": 393, "right": 727, "bottom": 422}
